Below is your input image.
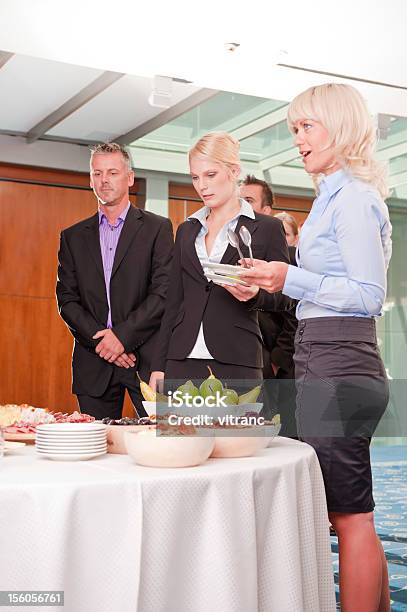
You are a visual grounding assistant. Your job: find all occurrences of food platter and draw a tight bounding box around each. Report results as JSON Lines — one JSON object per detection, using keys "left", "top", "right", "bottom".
{"left": 1, "top": 406, "right": 97, "bottom": 444}
{"left": 4, "top": 432, "right": 36, "bottom": 443}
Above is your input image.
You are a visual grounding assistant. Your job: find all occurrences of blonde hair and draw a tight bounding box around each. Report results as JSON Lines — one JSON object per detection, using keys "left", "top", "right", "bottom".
{"left": 287, "top": 83, "right": 388, "bottom": 199}
{"left": 274, "top": 212, "right": 299, "bottom": 236}
{"left": 189, "top": 131, "right": 240, "bottom": 171}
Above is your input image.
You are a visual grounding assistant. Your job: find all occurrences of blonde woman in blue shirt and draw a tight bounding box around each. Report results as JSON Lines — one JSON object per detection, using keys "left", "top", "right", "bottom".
{"left": 241, "top": 83, "right": 392, "bottom": 612}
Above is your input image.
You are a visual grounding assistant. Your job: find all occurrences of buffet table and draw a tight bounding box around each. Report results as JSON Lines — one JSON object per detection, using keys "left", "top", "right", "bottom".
{"left": 0, "top": 438, "right": 335, "bottom": 612}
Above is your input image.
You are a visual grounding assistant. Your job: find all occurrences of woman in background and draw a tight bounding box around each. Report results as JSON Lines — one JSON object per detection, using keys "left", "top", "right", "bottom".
{"left": 274, "top": 211, "right": 299, "bottom": 247}
{"left": 274, "top": 211, "right": 299, "bottom": 266}
{"left": 240, "top": 83, "right": 392, "bottom": 612}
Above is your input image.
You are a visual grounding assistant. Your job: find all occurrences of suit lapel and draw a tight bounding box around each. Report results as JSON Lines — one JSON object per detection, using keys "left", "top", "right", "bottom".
{"left": 221, "top": 216, "right": 259, "bottom": 265}
{"left": 84, "top": 213, "right": 104, "bottom": 279}
{"left": 183, "top": 219, "right": 207, "bottom": 280}
{"left": 111, "top": 205, "right": 143, "bottom": 278}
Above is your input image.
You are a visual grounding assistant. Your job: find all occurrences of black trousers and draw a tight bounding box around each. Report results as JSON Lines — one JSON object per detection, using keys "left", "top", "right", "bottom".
{"left": 77, "top": 365, "right": 146, "bottom": 420}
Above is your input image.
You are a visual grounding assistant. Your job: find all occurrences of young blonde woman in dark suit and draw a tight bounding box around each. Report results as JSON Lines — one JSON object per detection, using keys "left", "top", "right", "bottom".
{"left": 150, "top": 131, "right": 291, "bottom": 387}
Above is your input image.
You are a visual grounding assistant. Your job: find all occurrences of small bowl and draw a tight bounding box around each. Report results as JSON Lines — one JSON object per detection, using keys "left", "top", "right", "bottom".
{"left": 141, "top": 401, "right": 168, "bottom": 417}
{"left": 237, "top": 403, "right": 263, "bottom": 414}
{"left": 106, "top": 425, "right": 152, "bottom": 454}
{"left": 124, "top": 428, "right": 215, "bottom": 468}
{"left": 210, "top": 427, "right": 271, "bottom": 458}
{"left": 265, "top": 423, "right": 281, "bottom": 446}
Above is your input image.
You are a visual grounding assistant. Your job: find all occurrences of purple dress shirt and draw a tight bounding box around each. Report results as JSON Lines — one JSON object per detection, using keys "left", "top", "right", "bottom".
{"left": 98, "top": 203, "right": 130, "bottom": 328}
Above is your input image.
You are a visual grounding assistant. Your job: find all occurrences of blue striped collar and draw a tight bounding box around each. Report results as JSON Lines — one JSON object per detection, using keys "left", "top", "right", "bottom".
{"left": 98, "top": 202, "right": 131, "bottom": 225}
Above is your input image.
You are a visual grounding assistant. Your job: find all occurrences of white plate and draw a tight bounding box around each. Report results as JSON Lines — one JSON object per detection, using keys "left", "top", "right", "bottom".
{"left": 36, "top": 443, "right": 107, "bottom": 451}
{"left": 204, "top": 272, "right": 249, "bottom": 287}
{"left": 36, "top": 423, "right": 106, "bottom": 432}
{"left": 3, "top": 441, "right": 26, "bottom": 453}
{"left": 36, "top": 448, "right": 107, "bottom": 455}
{"left": 36, "top": 449, "right": 107, "bottom": 455}
{"left": 36, "top": 445, "right": 107, "bottom": 452}
{"left": 203, "top": 263, "right": 246, "bottom": 275}
{"left": 36, "top": 439, "right": 106, "bottom": 445}
{"left": 36, "top": 450, "right": 107, "bottom": 461}
{"left": 36, "top": 433, "right": 106, "bottom": 440}
{"left": 36, "top": 438, "right": 106, "bottom": 444}
{"left": 36, "top": 429, "right": 106, "bottom": 435}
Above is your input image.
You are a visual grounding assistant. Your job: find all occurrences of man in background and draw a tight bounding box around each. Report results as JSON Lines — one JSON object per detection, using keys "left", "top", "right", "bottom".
{"left": 240, "top": 175, "right": 298, "bottom": 437}
{"left": 56, "top": 143, "right": 173, "bottom": 419}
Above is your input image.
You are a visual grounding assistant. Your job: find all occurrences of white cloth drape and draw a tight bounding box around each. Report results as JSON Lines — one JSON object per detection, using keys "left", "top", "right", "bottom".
{"left": 0, "top": 438, "right": 335, "bottom": 612}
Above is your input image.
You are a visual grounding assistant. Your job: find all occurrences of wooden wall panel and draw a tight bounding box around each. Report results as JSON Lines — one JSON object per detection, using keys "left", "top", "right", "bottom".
{"left": 0, "top": 295, "right": 75, "bottom": 410}
{"left": 274, "top": 194, "right": 312, "bottom": 229}
{"left": 168, "top": 198, "right": 202, "bottom": 234}
{"left": 0, "top": 163, "right": 144, "bottom": 198}
{"left": 0, "top": 180, "right": 94, "bottom": 411}
{"left": 0, "top": 181, "right": 96, "bottom": 297}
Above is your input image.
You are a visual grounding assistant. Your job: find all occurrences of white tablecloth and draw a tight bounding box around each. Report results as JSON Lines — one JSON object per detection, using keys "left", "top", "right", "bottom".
{"left": 0, "top": 438, "right": 335, "bottom": 612}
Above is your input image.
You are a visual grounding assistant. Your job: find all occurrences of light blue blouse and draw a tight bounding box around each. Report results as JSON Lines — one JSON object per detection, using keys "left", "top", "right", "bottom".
{"left": 283, "top": 169, "right": 392, "bottom": 319}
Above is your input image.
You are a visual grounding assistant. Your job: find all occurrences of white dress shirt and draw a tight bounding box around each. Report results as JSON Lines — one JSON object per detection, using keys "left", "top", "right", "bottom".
{"left": 187, "top": 199, "right": 255, "bottom": 359}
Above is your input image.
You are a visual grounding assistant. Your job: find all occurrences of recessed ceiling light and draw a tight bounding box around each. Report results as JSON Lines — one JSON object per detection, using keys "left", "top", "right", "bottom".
{"left": 225, "top": 42, "right": 240, "bottom": 52}
{"left": 148, "top": 75, "right": 172, "bottom": 108}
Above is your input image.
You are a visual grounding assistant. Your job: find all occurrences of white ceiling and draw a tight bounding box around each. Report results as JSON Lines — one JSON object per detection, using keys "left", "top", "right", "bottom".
{"left": 46, "top": 75, "right": 197, "bottom": 141}
{"left": 0, "top": 52, "right": 200, "bottom": 141}
{"left": 0, "top": 55, "right": 101, "bottom": 131}
{"left": 0, "top": 0, "right": 406, "bottom": 199}
{"left": 0, "top": 0, "right": 406, "bottom": 115}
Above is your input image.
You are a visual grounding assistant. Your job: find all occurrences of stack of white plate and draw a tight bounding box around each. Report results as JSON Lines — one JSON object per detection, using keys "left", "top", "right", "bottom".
{"left": 35, "top": 423, "right": 107, "bottom": 461}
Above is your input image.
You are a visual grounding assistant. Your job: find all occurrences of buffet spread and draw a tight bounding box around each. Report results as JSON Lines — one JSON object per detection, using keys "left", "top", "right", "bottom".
{"left": 0, "top": 373, "right": 335, "bottom": 612}
{"left": 0, "top": 369, "right": 280, "bottom": 466}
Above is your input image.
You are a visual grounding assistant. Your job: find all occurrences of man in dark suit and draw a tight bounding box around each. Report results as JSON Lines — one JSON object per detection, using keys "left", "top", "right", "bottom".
{"left": 240, "top": 175, "right": 298, "bottom": 437}
{"left": 56, "top": 143, "right": 173, "bottom": 419}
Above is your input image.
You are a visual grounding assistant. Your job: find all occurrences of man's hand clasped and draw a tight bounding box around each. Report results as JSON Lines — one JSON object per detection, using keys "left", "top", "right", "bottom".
{"left": 92, "top": 328, "right": 136, "bottom": 368}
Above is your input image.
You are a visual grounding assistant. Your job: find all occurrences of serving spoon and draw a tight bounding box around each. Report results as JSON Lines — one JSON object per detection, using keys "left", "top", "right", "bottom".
{"left": 228, "top": 229, "right": 244, "bottom": 259}
{"left": 227, "top": 229, "right": 247, "bottom": 267}
{"left": 239, "top": 225, "right": 254, "bottom": 267}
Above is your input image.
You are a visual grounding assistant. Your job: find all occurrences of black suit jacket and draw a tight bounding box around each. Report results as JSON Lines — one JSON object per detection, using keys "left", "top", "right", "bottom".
{"left": 152, "top": 213, "right": 291, "bottom": 372}
{"left": 56, "top": 205, "right": 174, "bottom": 395}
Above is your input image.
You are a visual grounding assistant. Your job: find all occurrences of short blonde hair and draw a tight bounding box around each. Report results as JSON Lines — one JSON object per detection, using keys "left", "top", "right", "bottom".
{"left": 274, "top": 212, "right": 299, "bottom": 236}
{"left": 189, "top": 131, "right": 240, "bottom": 170}
{"left": 287, "top": 83, "right": 388, "bottom": 199}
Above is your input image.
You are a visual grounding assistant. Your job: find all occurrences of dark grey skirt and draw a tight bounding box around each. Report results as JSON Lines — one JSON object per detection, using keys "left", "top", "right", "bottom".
{"left": 294, "top": 317, "right": 389, "bottom": 513}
